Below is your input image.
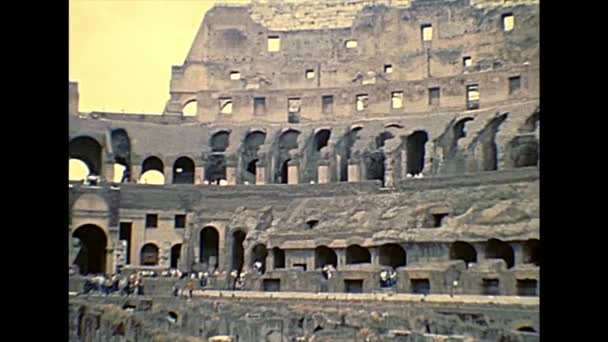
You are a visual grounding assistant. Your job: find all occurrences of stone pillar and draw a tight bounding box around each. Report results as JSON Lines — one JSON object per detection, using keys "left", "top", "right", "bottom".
{"left": 256, "top": 164, "right": 266, "bottom": 185}
{"left": 384, "top": 154, "right": 395, "bottom": 187}
{"left": 194, "top": 166, "right": 204, "bottom": 185}
{"left": 105, "top": 247, "right": 114, "bottom": 274}
{"left": 164, "top": 166, "right": 173, "bottom": 185}
{"left": 401, "top": 149, "right": 408, "bottom": 178}
{"left": 371, "top": 247, "right": 380, "bottom": 265}
{"left": 159, "top": 242, "right": 171, "bottom": 268}
{"left": 347, "top": 160, "right": 361, "bottom": 182}
{"left": 287, "top": 160, "right": 299, "bottom": 184}
{"left": 512, "top": 243, "right": 523, "bottom": 267}
{"left": 131, "top": 165, "right": 142, "bottom": 183}
{"left": 226, "top": 161, "right": 237, "bottom": 185}
{"left": 317, "top": 160, "right": 330, "bottom": 184}
{"left": 336, "top": 249, "right": 346, "bottom": 268}
{"left": 103, "top": 161, "right": 114, "bottom": 183}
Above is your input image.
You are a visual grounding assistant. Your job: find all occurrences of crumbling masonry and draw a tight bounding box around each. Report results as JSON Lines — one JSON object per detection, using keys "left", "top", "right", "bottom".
{"left": 69, "top": 0, "right": 539, "bottom": 341}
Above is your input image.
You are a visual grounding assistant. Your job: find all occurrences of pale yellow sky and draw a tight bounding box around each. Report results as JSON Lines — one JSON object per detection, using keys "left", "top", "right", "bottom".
{"left": 69, "top": 0, "right": 250, "bottom": 114}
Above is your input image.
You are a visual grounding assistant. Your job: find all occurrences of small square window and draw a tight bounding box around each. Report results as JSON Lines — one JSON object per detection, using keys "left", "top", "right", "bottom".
{"left": 219, "top": 98, "right": 233, "bottom": 114}
{"left": 230, "top": 71, "right": 241, "bottom": 80}
{"left": 345, "top": 40, "right": 358, "bottom": 48}
{"left": 145, "top": 214, "right": 158, "bottom": 228}
{"left": 254, "top": 97, "right": 266, "bottom": 115}
{"left": 421, "top": 24, "right": 433, "bottom": 41}
{"left": 384, "top": 64, "right": 393, "bottom": 74}
{"left": 305, "top": 69, "right": 315, "bottom": 79}
{"left": 509, "top": 76, "right": 521, "bottom": 95}
{"left": 268, "top": 36, "right": 280, "bottom": 52}
{"left": 411, "top": 279, "right": 430, "bottom": 294}
{"left": 502, "top": 14, "right": 514, "bottom": 31}
{"left": 482, "top": 278, "right": 500, "bottom": 295}
{"left": 356, "top": 94, "right": 368, "bottom": 111}
{"left": 429, "top": 87, "right": 440, "bottom": 106}
{"left": 344, "top": 279, "right": 364, "bottom": 293}
{"left": 391, "top": 92, "right": 403, "bottom": 109}
{"left": 516, "top": 279, "right": 538, "bottom": 297}
{"left": 463, "top": 56, "right": 472, "bottom": 67}
{"left": 175, "top": 214, "right": 186, "bottom": 229}
{"left": 263, "top": 279, "right": 281, "bottom": 292}
{"left": 288, "top": 98, "right": 301, "bottom": 113}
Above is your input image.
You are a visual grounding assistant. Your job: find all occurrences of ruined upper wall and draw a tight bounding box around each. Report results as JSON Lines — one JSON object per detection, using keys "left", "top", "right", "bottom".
{"left": 69, "top": 81, "right": 79, "bottom": 116}
{"left": 164, "top": 0, "right": 539, "bottom": 121}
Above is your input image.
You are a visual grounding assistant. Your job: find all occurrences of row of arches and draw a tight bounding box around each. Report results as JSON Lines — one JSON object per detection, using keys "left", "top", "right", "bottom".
{"left": 71, "top": 223, "right": 539, "bottom": 275}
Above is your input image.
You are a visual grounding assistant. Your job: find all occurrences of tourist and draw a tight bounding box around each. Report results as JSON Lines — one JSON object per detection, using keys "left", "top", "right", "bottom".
{"left": 185, "top": 279, "right": 195, "bottom": 299}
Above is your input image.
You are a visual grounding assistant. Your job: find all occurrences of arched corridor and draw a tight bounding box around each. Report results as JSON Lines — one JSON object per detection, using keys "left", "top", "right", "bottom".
{"left": 72, "top": 224, "right": 108, "bottom": 275}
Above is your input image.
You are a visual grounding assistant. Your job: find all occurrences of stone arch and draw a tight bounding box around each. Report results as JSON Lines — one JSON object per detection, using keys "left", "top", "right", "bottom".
{"left": 315, "top": 246, "right": 337, "bottom": 269}
{"left": 346, "top": 244, "right": 371, "bottom": 265}
{"left": 182, "top": 99, "right": 197, "bottom": 117}
{"left": 509, "top": 135, "right": 538, "bottom": 168}
{"left": 172, "top": 156, "right": 195, "bottom": 184}
{"left": 140, "top": 243, "right": 159, "bottom": 266}
{"left": 69, "top": 136, "right": 103, "bottom": 176}
{"left": 140, "top": 156, "right": 165, "bottom": 184}
{"left": 450, "top": 241, "right": 477, "bottom": 267}
{"left": 478, "top": 113, "right": 508, "bottom": 171}
{"left": 200, "top": 226, "right": 219, "bottom": 269}
{"left": 72, "top": 224, "right": 108, "bottom": 275}
{"left": 365, "top": 151, "right": 385, "bottom": 185}
{"left": 375, "top": 131, "right": 395, "bottom": 149}
{"left": 241, "top": 130, "right": 266, "bottom": 184}
{"left": 210, "top": 130, "right": 230, "bottom": 152}
{"left": 206, "top": 130, "right": 230, "bottom": 184}
{"left": 110, "top": 128, "right": 132, "bottom": 182}
{"left": 280, "top": 158, "right": 291, "bottom": 184}
{"left": 522, "top": 239, "right": 539, "bottom": 266}
{"left": 250, "top": 244, "right": 268, "bottom": 274}
{"left": 313, "top": 129, "right": 331, "bottom": 151}
{"left": 486, "top": 239, "right": 514, "bottom": 269}
{"left": 519, "top": 110, "right": 540, "bottom": 133}
{"left": 171, "top": 244, "right": 182, "bottom": 269}
{"left": 406, "top": 131, "right": 428, "bottom": 175}
{"left": 338, "top": 126, "right": 363, "bottom": 182}
{"left": 231, "top": 230, "right": 247, "bottom": 273}
{"left": 275, "top": 129, "right": 300, "bottom": 183}
{"left": 379, "top": 243, "right": 406, "bottom": 269}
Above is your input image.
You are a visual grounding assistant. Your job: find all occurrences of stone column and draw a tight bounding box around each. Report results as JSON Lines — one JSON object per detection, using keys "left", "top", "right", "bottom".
{"left": 256, "top": 164, "right": 266, "bottom": 185}
{"left": 287, "top": 160, "right": 299, "bottom": 184}
{"left": 347, "top": 159, "right": 361, "bottom": 182}
{"left": 194, "top": 166, "right": 204, "bottom": 185}
{"left": 103, "top": 161, "right": 114, "bottom": 183}
{"left": 317, "top": 159, "right": 330, "bottom": 184}
{"left": 371, "top": 247, "right": 380, "bottom": 265}
{"left": 226, "top": 160, "right": 237, "bottom": 185}
{"left": 131, "top": 165, "right": 142, "bottom": 183}
{"left": 105, "top": 247, "right": 114, "bottom": 274}
{"left": 384, "top": 154, "right": 395, "bottom": 187}
{"left": 164, "top": 166, "right": 173, "bottom": 185}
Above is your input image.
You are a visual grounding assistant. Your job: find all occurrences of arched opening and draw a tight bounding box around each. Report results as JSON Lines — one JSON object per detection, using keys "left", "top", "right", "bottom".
{"left": 72, "top": 224, "right": 107, "bottom": 275}
{"left": 167, "top": 311, "right": 179, "bottom": 323}
{"left": 69, "top": 136, "right": 102, "bottom": 176}
{"left": 140, "top": 156, "right": 165, "bottom": 185}
{"left": 509, "top": 136, "right": 538, "bottom": 168}
{"left": 313, "top": 129, "right": 331, "bottom": 151}
{"left": 306, "top": 219, "right": 319, "bottom": 229}
{"left": 338, "top": 126, "right": 362, "bottom": 182}
{"left": 69, "top": 158, "right": 90, "bottom": 181}
{"left": 231, "top": 230, "right": 246, "bottom": 273}
{"left": 523, "top": 239, "right": 539, "bottom": 266}
{"left": 172, "top": 157, "right": 195, "bottom": 184}
{"left": 485, "top": 239, "right": 514, "bottom": 269}
{"left": 276, "top": 129, "right": 300, "bottom": 183}
{"left": 273, "top": 247, "right": 285, "bottom": 269}
{"left": 242, "top": 131, "right": 266, "bottom": 184}
{"left": 453, "top": 118, "right": 474, "bottom": 140}
{"left": 379, "top": 243, "right": 406, "bottom": 269}
{"left": 140, "top": 243, "right": 159, "bottom": 266}
{"left": 111, "top": 129, "right": 131, "bottom": 182}
{"left": 206, "top": 131, "right": 230, "bottom": 184}
{"left": 251, "top": 244, "right": 268, "bottom": 274}
{"left": 406, "top": 131, "right": 428, "bottom": 175}
{"left": 346, "top": 244, "right": 371, "bottom": 265}
{"left": 183, "top": 100, "right": 197, "bottom": 116}
{"left": 450, "top": 241, "right": 477, "bottom": 267}
{"left": 365, "top": 151, "right": 385, "bottom": 185}
{"left": 200, "top": 227, "right": 219, "bottom": 269}
{"left": 170, "top": 244, "right": 182, "bottom": 269}
{"left": 517, "top": 326, "right": 537, "bottom": 333}
{"left": 315, "top": 246, "right": 337, "bottom": 269}
{"left": 520, "top": 110, "right": 540, "bottom": 133}
{"left": 375, "top": 131, "right": 394, "bottom": 149}
{"left": 280, "top": 159, "right": 290, "bottom": 184}
{"left": 479, "top": 113, "right": 508, "bottom": 171}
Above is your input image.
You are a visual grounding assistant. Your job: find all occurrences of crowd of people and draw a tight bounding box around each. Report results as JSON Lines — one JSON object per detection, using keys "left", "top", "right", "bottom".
{"left": 82, "top": 273, "right": 144, "bottom": 296}
{"left": 380, "top": 269, "right": 398, "bottom": 288}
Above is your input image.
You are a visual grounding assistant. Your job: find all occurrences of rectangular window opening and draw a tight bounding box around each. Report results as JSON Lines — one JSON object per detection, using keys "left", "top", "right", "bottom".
{"left": 254, "top": 97, "right": 266, "bottom": 115}
{"left": 463, "top": 56, "right": 472, "bottom": 67}
{"left": 509, "top": 76, "right": 521, "bottom": 95}
{"left": 466, "top": 84, "right": 480, "bottom": 110}
{"left": 322, "top": 95, "right": 334, "bottom": 114}
{"left": 421, "top": 24, "right": 433, "bottom": 41}
{"left": 268, "top": 36, "right": 280, "bottom": 52}
{"left": 428, "top": 87, "right": 440, "bottom": 106}
{"left": 411, "top": 279, "right": 430, "bottom": 294}
{"left": 263, "top": 279, "right": 281, "bottom": 292}
{"left": 344, "top": 279, "right": 364, "bottom": 293}
{"left": 219, "top": 98, "right": 233, "bottom": 114}
{"left": 516, "top": 279, "right": 538, "bottom": 296}
{"left": 384, "top": 64, "right": 393, "bottom": 74}
{"left": 119, "top": 222, "right": 132, "bottom": 265}
{"left": 174, "top": 214, "right": 186, "bottom": 229}
{"left": 432, "top": 213, "right": 448, "bottom": 227}
{"left": 502, "top": 14, "right": 514, "bottom": 31}
{"left": 482, "top": 278, "right": 500, "bottom": 295}
{"left": 305, "top": 69, "right": 315, "bottom": 79}
{"left": 288, "top": 98, "right": 302, "bottom": 123}
{"left": 345, "top": 40, "right": 358, "bottom": 48}
{"left": 230, "top": 71, "right": 241, "bottom": 80}
{"left": 356, "top": 94, "right": 368, "bottom": 111}
{"left": 145, "top": 214, "right": 158, "bottom": 228}
{"left": 391, "top": 91, "right": 403, "bottom": 109}
{"left": 293, "top": 263, "right": 307, "bottom": 271}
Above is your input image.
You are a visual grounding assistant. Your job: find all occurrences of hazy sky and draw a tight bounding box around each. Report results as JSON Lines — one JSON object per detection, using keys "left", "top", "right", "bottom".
{"left": 69, "top": 0, "right": 250, "bottom": 114}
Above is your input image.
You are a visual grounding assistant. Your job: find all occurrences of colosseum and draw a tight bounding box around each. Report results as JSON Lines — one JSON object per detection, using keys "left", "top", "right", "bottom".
{"left": 68, "top": 0, "right": 540, "bottom": 341}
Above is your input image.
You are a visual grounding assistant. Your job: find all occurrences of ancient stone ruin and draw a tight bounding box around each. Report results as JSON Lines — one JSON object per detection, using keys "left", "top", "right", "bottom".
{"left": 69, "top": 0, "right": 539, "bottom": 341}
